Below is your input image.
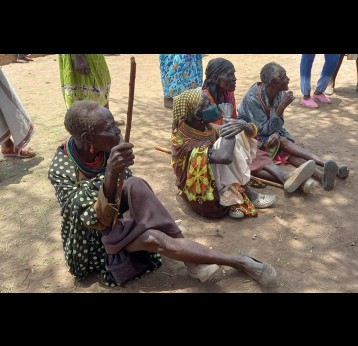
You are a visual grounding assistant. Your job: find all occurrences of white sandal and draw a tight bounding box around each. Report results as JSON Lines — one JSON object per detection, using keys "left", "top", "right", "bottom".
{"left": 252, "top": 193, "right": 277, "bottom": 209}
{"left": 228, "top": 205, "right": 245, "bottom": 219}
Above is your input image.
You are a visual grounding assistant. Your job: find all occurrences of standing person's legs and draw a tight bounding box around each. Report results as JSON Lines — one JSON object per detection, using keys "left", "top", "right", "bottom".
{"left": 195, "top": 54, "right": 204, "bottom": 84}
{"left": 300, "top": 54, "right": 315, "bottom": 97}
{"left": 315, "top": 54, "right": 341, "bottom": 94}
{"left": 1, "top": 137, "right": 35, "bottom": 158}
{"left": 300, "top": 54, "right": 319, "bottom": 108}
{"left": 326, "top": 54, "right": 345, "bottom": 95}
{"left": 17, "top": 54, "right": 33, "bottom": 62}
{"left": 1, "top": 138, "right": 15, "bottom": 155}
{"left": 159, "top": 54, "right": 175, "bottom": 108}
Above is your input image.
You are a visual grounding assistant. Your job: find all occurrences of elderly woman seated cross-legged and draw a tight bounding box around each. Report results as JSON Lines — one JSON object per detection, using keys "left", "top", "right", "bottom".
{"left": 238, "top": 62, "right": 349, "bottom": 191}
{"left": 170, "top": 87, "right": 280, "bottom": 220}
{"left": 48, "top": 100, "right": 278, "bottom": 288}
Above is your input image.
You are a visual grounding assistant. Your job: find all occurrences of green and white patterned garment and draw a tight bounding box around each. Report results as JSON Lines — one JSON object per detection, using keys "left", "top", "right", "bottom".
{"left": 59, "top": 54, "right": 111, "bottom": 109}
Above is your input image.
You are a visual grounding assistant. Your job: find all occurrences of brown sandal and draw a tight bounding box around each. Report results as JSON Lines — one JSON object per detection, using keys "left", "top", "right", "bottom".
{"left": 1, "top": 146, "right": 36, "bottom": 158}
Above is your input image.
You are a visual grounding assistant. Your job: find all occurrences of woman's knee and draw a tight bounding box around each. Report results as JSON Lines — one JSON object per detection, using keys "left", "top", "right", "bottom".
{"left": 125, "top": 229, "right": 166, "bottom": 252}
{"left": 124, "top": 176, "right": 153, "bottom": 194}
{"left": 125, "top": 176, "right": 146, "bottom": 187}
{"left": 279, "top": 136, "right": 291, "bottom": 150}
{"left": 141, "top": 229, "right": 170, "bottom": 251}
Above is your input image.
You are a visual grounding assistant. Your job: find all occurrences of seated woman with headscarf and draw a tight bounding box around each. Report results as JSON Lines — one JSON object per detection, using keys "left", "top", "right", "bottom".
{"left": 48, "top": 100, "right": 278, "bottom": 288}
{"left": 171, "top": 87, "right": 278, "bottom": 220}
{"left": 201, "top": 57, "right": 316, "bottom": 194}
{"left": 238, "top": 62, "right": 349, "bottom": 191}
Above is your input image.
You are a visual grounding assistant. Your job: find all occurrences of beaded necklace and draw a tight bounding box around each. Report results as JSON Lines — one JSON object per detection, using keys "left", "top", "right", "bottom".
{"left": 182, "top": 121, "right": 216, "bottom": 143}
{"left": 257, "top": 83, "right": 270, "bottom": 114}
{"left": 64, "top": 136, "right": 108, "bottom": 177}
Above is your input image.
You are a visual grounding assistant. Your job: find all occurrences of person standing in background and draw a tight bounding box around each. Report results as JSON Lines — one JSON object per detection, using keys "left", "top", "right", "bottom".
{"left": 326, "top": 54, "right": 358, "bottom": 95}
{"left": 59, "top": 54, "right": 124, "bottom": 125}
{"left": 300, "top": 54, "right": 340, "bottom": 108}
{"left": 159, "top": 54, "right": 203, "bottom": 108}
{"left": 0, "top": 68, "right": 35, "bottom": 158}
{"left": 17, "top": 54, "right": 33, "bottom": 63}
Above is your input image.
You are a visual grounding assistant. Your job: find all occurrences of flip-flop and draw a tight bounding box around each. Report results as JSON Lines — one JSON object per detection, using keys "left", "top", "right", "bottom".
{"left": 322, "top": 160, "right": 339, "bottom": 191}
{"left": 1, "top": 146, "right": 36, "bottom": 158}
{"left": 242, "top": 253, "right": 277, "bottom": 288}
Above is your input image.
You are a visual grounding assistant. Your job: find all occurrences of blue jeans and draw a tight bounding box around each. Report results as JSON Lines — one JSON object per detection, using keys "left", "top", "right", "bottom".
{"left": 300, "top": 54, "right": 340, "bottom": 96}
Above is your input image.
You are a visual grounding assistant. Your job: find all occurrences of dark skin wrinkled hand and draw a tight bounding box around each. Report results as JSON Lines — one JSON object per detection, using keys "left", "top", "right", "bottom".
{"left": 265, "top": 132, "right": 280, "bottom": 148}
{"left": 276, "top": 91, "right": 295, "bottom": 116}
{"left": 107, "top": 143, "right": 135, "bottom": 175}
{"left": 219, "top": 119, "right": 253, "bottom": 139}
{"left": 103, "top": 143, "right": 135, "bottom": 204}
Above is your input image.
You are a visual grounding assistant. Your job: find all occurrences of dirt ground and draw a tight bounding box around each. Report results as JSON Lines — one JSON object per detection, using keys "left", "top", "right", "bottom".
{"left": 0, "top": 54, "right": 357, "bottom": 293}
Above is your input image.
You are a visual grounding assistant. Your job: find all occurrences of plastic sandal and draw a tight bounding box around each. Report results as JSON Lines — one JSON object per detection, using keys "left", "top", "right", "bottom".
{"left": 228, "top": 205, "right": 245, "bottom": 219}
{"left": 252, "top": 193, "right": 277, "bottom": 209}
{"left": 300, "top": 97, "right": 319, "bottom": 108}
{"left": 312, "top": 93, "right": 332, "bottom": 104}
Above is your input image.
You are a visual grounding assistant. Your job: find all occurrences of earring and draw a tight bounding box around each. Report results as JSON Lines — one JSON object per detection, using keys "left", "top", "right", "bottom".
{"left": 90, "top": 145, "right": 95, "bottom": 154}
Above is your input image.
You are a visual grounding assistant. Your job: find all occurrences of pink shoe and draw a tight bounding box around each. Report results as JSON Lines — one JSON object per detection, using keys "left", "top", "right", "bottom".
{"left": 312, "top": 93, "right": 332, "bottom": 104}
{"left": 300, "top": 97, "right": 319, "bottom": 108}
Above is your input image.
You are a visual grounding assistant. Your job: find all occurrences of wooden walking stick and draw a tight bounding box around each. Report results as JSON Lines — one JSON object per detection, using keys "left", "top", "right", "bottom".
{"left": 154, "top": 145, "right": 284, "bottom": 189}
{"left": 112, "top": 56, "right": 136, "bottom": 227}
{"left": 250, "top": 177, "right": 283, "bottom": 189}
{"left": 155, "top": 145, "right": 171, "bottom": 154}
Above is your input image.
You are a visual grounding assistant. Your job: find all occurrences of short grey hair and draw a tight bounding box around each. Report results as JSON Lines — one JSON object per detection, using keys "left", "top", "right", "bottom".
{"left": 260, "top": 62, "right": 286, "bottom": 84}
{"left": 64, "top": 100, "right": 101, "bottom": 138}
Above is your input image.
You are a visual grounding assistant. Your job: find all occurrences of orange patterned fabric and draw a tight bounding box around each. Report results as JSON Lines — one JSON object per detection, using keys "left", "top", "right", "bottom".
{"left": 171, "top": 121, "right": 217, "bottom": 202}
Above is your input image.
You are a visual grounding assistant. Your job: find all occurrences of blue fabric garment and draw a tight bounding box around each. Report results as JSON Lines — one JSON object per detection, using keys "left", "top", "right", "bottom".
{"left": 159, "top": 54, "right": 203, "bottom": 97}
{"left": 237, "top": 82, "right": 294, "bottom": 142}
{"left": 300, "top": 54, "right": 340, "bottom": 95}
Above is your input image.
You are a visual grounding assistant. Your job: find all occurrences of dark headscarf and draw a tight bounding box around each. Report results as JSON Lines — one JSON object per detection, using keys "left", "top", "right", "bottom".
{"left": 202, "top": 58, "right": 235, "bottom": 106}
